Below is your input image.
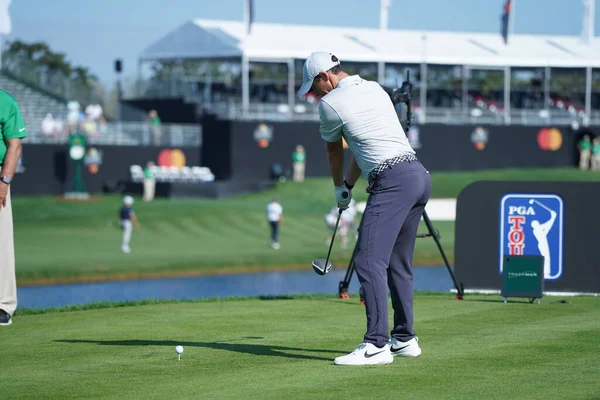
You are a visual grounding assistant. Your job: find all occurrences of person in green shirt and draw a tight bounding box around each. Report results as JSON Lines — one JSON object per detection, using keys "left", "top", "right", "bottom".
{"left": 0, "top": 90, "right": 27, "bottom": 326}
{"left": 591, "top": 138, "right": 600, "bottom": 171}
{"left": 292, "top": 144, "right": 306, "bottom": 182}
{"left": 148, "top": 110, "right": 162, "bottom": 145}
{"left": 143, "top": 161, "right": 156, "bottom": 202}
{"left": 578, "top": 135, "right": 591, "bottom": 170}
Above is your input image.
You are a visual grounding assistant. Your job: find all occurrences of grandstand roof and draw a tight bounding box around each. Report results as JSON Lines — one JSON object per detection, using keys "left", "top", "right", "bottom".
{"left": 140, "top": 19, "right": 600, "bottom": 68}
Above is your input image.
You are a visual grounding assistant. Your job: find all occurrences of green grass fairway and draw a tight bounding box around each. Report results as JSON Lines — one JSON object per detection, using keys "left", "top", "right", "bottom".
{"left": 13, "top": 168, "right": 596, "bottom": 284}
{"left": 4, "top": 295, "right": 600, "bottom": 399}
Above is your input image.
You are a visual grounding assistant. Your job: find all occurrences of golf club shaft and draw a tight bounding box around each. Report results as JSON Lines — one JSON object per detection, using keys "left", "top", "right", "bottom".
{"left": 532, "top": 199, "right": 553, "bottom": 214}
{"left": 325, "top": 209, "right": 344, "bottom": 266}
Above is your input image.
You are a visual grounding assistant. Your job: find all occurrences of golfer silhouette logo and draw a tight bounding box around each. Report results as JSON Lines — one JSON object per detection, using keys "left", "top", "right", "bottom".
{"left": 499, "top": 194, "right": 564, "bottom": 280}
{"left": 529, "top": 199, "right": 557, "bottom": 278}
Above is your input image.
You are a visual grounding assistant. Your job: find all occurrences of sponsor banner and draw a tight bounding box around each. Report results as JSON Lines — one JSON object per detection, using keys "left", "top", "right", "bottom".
{"left": 499, "top": 194, "right": 564, "bottom": 280}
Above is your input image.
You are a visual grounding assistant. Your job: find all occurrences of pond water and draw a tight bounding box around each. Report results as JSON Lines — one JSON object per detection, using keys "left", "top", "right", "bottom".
{"left": 17, "top": 266, "right": 455, "bottom": 310}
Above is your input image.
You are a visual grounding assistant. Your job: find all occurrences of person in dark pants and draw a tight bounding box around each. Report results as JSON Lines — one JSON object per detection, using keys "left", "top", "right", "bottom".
{"left": 266, "top": 198, "right": 283, "bottom": 250}
{"left": 298, "top": 52, "right": 431, "bottom": 365}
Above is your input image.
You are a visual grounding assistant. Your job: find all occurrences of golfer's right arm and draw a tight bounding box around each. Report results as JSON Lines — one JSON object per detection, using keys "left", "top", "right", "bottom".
{"left": 320, "top": 100, "right": 344, "bottom": 187}
{"left": 345, "top": 157, "right": 362, "bottom": 188}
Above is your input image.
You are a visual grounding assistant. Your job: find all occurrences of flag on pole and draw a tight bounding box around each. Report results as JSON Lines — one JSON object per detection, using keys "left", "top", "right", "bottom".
{"left": 0, "top": 0, "right": 12, "bottom": 35}
{"left": 245, "top": 0, "right": 254, "bottom": 35}
{"left": 581, "top": 0, "right": 595, "bottom": 43}
{"left": 380, "top": 0, "right": 392, "bottom": 30}
{"left": 501, "top": 0, "right": 511, "bottom": 44}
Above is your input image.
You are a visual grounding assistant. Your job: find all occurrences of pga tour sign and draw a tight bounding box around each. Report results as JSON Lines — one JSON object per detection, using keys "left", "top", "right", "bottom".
{"left": 499, "top": 194, "right": 564, "bottom": 280}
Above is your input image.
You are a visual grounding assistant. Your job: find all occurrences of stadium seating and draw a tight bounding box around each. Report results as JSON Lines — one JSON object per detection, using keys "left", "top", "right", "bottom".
{"left": 0, "top": 73, "right": 67, "bottom": 137}
{"left": 129, "top": 164, "right": 215, "bottom": 183}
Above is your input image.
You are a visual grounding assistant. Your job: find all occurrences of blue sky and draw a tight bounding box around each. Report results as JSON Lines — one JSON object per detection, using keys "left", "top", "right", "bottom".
{"left": 4, "top": 0, "right": 599, "bottom": 88}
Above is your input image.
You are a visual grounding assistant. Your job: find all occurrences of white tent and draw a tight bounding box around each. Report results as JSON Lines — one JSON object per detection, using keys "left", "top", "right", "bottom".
{"left": 139, "top": 19, "right": 600, "bottom": 121}
{"left": 141, "top": 19, "right": 600, "bottom": 67}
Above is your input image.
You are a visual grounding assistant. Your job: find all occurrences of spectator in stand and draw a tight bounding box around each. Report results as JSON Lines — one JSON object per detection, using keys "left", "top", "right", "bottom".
{"left": 148, "top": 110, "right": 162, "bottom": 145}
{"left": 53, "top": 114, "right": 65, "bottom": 138}
{"left": 84, "top": 104, "right": 104, "bottom": 138}
{"left": 41, "top": 113, "right": 55, "bottom": 139}
{"left": 83, "top": 116, "right": 97, "bottom": 137}
{"left": 67, "top": 100, "right": 80, "bottom": 130}
{"left": 578, "top": 135, "right": 591, "bottom": 170}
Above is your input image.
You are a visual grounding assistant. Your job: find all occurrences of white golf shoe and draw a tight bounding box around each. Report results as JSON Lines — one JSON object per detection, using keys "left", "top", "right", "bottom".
{"left": 333, "top": 343, "right": 393, "bottom": 366}
{"left": 389, "top": 337, "right": 422, "bottom": 357}
{"left": 121, "top": 245, "right": 131, "bottom": 254}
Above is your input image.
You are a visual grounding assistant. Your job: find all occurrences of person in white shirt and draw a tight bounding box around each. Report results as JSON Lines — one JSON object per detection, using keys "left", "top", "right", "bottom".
{"left": 66, "top": 100, "right": 80, "bottom": 130}
{"left": 41, "top": 114, "right": 55, "bottom": 138}
{"left": 298, "top": 52, "right": 431, "bottom": 366}
{"left": 339, "top": 199, "right": 357, "bottom": 248}
{"left": 266, "top": 198, "right": 283, "bottom": 249}
{"left": 325, "top": 199, "right": 357, "bottom": 249}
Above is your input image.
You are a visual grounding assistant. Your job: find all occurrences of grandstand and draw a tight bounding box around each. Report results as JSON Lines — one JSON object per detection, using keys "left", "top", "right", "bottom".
{"left": 0, "top": 72, "right": 67, "bottom": 135}
{"left": 134, "top": 19, "right": 600, "bottom": 125}
{"left": 0, "top": 71, "right": 201, "bottom": 146}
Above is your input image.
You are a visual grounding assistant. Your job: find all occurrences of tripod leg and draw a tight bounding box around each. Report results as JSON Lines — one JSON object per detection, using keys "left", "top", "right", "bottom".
{"left": 422, "top": 210, "right": 464, "bottom": 299}
{"left": 339, "top": 240, "right": 359, "bottom": 299}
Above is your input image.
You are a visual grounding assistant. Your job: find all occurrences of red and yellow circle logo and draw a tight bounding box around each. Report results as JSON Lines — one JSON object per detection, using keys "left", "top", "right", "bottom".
{"left": 537, "top": 128, "right": 562, "bottom": 151}
{"left": 158, "top": 148, "right": 186, "bottom": 168}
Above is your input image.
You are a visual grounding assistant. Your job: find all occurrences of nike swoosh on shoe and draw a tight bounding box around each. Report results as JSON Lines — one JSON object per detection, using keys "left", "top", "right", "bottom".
{"left": 364, "top": 350, "right": 385, "bottom": 358}
{"left": 391, "top": 344, "right": 411, "bottom": 352}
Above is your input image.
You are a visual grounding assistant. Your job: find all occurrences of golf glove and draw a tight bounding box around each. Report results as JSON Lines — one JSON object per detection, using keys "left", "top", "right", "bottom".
{"left": 335, "top": 182, "right": 352, "bottom": 210}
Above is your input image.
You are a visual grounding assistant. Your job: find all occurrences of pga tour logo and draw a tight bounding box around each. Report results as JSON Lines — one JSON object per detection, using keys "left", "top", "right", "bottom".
{"left": 499, "top": 194, "right": 564, "bottom": 280}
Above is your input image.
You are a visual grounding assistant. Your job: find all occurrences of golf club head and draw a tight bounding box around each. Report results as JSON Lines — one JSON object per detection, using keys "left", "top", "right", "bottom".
{"left": 312, "top": 258, "right": 332, "bottom": 276}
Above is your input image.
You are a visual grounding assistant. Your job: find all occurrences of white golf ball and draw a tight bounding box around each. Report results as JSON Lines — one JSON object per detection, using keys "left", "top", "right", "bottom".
{"left": 175, "top": 345, "right": 184, "bottom": 354}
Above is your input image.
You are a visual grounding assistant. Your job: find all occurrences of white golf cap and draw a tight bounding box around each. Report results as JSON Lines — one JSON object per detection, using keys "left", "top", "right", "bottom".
{"left": 124, "top": 196, "right": 134, "bottom": 205}
{"left": 297, "top": 52, "right": 341, "bottom": 96}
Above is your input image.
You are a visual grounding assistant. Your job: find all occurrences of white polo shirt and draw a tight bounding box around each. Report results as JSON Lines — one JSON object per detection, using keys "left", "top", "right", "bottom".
{"left": 319, "top": 75, "right": 415, "bottom": 178}
{"left": 266, "top": 201, "right": 283, "bottom": 222}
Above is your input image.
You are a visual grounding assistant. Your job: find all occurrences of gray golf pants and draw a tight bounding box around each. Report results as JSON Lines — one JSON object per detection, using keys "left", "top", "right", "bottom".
{"left": 354, "top": 159, "right": 431, "bottom": 348}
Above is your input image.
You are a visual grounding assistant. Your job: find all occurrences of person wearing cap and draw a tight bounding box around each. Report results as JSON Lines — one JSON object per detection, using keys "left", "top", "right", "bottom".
{"left": 298, "top": 52, "right": 431, "bottom": 365}
{"left": 119, "top": 196, "right": 140, "bottom": 254}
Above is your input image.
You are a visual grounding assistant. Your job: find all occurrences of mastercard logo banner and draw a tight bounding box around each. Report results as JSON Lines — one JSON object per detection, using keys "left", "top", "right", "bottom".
{"left": 537, "top": 128, "right": 563, "bottom": 151}
{"left": 158, "top": 148, "right": 186, "bottom": 168}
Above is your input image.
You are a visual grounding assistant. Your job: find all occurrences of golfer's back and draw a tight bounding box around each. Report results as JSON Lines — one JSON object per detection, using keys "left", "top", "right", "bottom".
{"left": 319, "top": 75, "right": 415, "bottom": 177}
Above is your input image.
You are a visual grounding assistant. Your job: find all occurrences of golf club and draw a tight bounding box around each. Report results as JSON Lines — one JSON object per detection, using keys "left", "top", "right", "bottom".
{"left": 312, "top": 208, "right": 343, "bottom": 275}
{"left": 529, "top": 199, "right": 554, "bottom": 213}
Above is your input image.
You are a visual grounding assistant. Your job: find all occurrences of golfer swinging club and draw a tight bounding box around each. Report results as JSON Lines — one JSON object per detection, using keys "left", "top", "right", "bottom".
{"left": 298, "top": 52, "right": 431, "bottom": 365}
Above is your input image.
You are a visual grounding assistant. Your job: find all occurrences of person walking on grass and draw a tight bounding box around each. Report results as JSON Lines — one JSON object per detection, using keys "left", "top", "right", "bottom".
{"left": 0, "top": 90, "right": 27, "bottom": 326}
{"left": 120, "top": 196, "right": 140, "bottom": 254}
{"left": 298, "top": 52, "right": 430, "bottom": 365}
{"left": 266, "top": 198, "right": 283, "bottom": 249}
